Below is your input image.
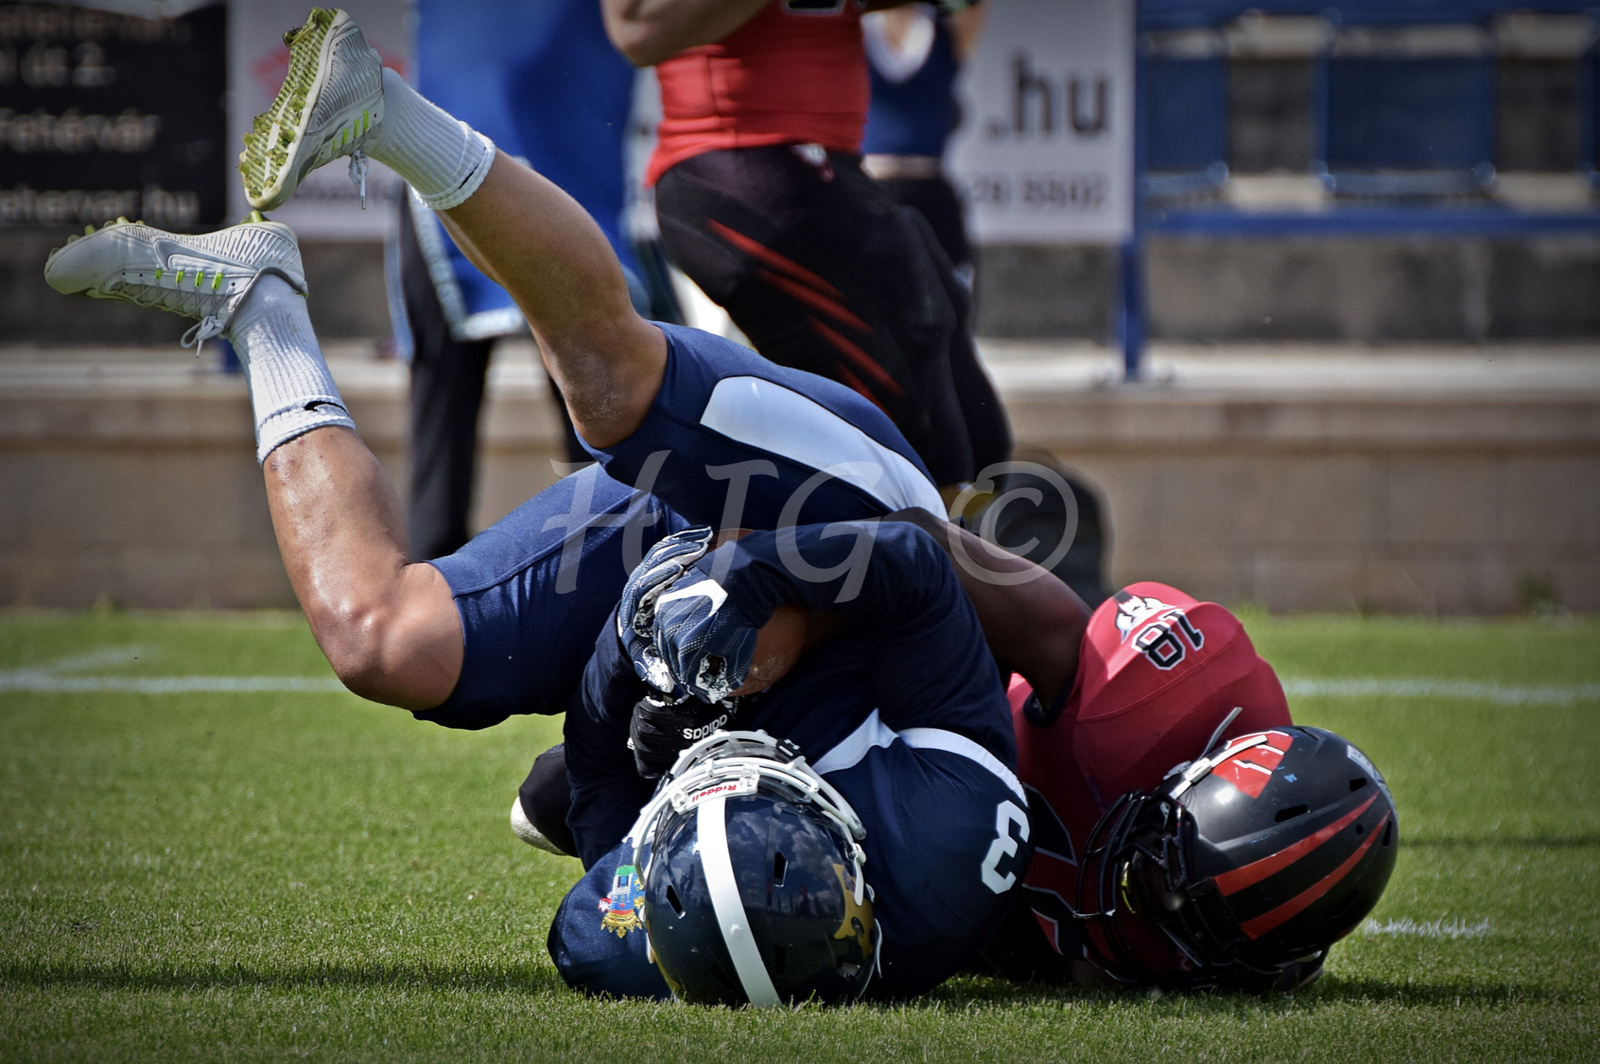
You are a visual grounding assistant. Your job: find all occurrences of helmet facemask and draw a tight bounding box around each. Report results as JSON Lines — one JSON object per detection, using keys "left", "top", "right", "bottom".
{"left": 1078, "top": 790, "right": 1227, "bottom": 983}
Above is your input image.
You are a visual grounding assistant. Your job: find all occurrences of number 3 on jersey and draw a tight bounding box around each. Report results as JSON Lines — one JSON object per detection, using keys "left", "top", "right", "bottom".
{"left": 980, "top": 800, "right": 1030, "bottom": 893}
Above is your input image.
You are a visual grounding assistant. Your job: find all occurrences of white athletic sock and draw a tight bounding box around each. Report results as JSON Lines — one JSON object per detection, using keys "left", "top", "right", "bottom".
{"left": 366, "top": 67, "right": 494, "bottom": 210}
{"left": 226, "top": 275, "right": 357, "bottom": 464}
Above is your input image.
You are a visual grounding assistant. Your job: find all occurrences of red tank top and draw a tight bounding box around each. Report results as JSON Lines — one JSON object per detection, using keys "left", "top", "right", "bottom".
{"left": 647, "top": 0, "right": 868, "bottom": 185}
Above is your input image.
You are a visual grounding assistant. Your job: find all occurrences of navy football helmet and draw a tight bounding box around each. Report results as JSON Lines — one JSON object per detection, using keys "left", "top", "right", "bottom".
{"left": 1075, "top": 725, "right": 1399, "bottom": 992}
{"left": 631, "top": 731, "right": 879, "bottom": 1006}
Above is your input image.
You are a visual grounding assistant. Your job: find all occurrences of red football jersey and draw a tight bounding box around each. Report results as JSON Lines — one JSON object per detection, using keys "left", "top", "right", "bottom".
{"left": 1012, "top": 582, "right": 1292, "bottom": 957}
{"left": 647, "top": 0, "right": 869, "bottom": 185}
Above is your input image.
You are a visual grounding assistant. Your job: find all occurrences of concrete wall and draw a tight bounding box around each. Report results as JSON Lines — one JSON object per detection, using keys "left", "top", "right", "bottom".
{"left": 1005, "top": 387, "right": 1600, "bottom": 613}
{"left": 0, "top": 350, "right": 564, "bottom": 610}
{"left": 3, "top": 344, "right": 1596, "bottom": 614}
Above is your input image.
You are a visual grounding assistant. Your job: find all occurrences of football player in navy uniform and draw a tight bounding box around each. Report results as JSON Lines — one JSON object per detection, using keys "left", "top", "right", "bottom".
{"left": 45, "top": 6, "right": 1048, "bottom": 1004}
{"left": 44, "top": 7, "right": 1394, "bottom": 1000}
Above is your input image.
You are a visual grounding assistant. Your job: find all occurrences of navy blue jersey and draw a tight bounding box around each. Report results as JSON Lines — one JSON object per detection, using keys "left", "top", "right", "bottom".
{"left": 588, "top": 323, "right": 944, "bottom": 529}
{"left": 863, "top": 11, "right": 961, "bottom": 158}
{"left": 552, "top": 521, "right": 1028, "bottom": 999}
{"left": 423, "top": 323, "right": 942, "bottom": 730}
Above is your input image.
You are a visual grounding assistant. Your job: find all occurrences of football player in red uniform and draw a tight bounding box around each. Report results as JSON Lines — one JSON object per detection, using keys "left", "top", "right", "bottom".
{"left": 857, "top": 512, "right": 1394, "bottom": 993}
{"left": 912, "top": 520, "right": 1397, "bottom": 991}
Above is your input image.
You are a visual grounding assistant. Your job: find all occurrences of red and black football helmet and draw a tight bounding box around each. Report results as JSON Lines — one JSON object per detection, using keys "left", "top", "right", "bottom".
{"left": 1075, "top": 725, "right": 1398, "bottom": 992}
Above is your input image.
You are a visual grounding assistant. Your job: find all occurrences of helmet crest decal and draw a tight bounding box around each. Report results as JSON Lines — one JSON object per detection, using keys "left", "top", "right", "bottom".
{"left": 598, "top": 859, "right": 645, "bottom": 937}
{"left": 1114, "top": 593, "right": 1175, "bottom": 641}
{"left": 1210, "top": 730, "right": 1295, "bottom": 799}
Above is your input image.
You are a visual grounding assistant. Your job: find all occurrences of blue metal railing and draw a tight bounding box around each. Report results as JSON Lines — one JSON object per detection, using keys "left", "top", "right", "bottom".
{"left": 1119, "top": 0, "right": 1600, "bottom": 379}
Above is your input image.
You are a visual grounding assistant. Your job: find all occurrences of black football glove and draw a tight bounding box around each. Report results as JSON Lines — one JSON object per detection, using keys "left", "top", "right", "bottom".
{"left": 628, "top": 690, "right": 741, "bottom": 780}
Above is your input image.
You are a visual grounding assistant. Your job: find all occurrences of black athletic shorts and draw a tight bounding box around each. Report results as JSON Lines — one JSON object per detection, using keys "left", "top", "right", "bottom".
{"left": 654, "top": 145, "right": 1009, "bottom": 486}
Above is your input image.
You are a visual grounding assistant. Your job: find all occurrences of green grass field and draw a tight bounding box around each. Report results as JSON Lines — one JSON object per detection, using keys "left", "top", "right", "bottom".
{"left": 2, "top": 610, "right": 1596, "bottom": 1062}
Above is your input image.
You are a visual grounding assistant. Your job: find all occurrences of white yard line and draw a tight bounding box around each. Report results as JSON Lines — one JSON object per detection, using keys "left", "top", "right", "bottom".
{"left": 0, "top": 675, "right": 345, "bottom": 693}
{"left": 2, "top": 647, "right": 1598, "bottom": 702}
{"left": 1283, "top": 678, "right": 1600, "bottom": 705}
{"left": 0, "top": 646, "right": 343, "bottom": 694}
{"left": 1361, "top": 917, "right": 1493, "bottom": 939}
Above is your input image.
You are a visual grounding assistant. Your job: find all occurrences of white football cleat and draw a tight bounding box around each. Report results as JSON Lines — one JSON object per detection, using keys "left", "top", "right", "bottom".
{"left": 240, "top": 7, "right": 384, "bottom": 211}
{"left": 43, "top": 214, "right": 306, "bottom": 349}
{"left": 509, "top": 796, "right": 565, "bottom": 856}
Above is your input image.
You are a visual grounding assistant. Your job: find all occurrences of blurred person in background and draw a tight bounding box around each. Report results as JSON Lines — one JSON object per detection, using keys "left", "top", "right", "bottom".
{"left": 861, "top": 1, "right": 982, "bottom": 287}
{"left": 861, "top": 1, "right": 1109, "bottom": 605}
{"left": 601, "top": 0, "right": 1011, "bottom": 498}
{"left": 395, "top": 0, "right": 679, "bottom": 561}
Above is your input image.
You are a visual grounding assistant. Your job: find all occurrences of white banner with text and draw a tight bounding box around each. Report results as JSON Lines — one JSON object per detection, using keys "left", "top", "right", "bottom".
{"left": 947, "top": 0, "right": 1135, "bottom": 245}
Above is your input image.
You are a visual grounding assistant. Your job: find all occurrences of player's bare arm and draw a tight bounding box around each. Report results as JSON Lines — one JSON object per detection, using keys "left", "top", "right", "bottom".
{"left": 887, "top": 507, "right": 1089, "bottom": 707}
{"left": 699, "top": 513, "right": 1087, "bottom": 704}
{"left": 601, "top": 0, "right": 771, "bottom": 67}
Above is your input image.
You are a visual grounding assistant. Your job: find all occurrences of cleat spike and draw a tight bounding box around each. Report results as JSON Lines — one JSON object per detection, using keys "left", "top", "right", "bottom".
{"left": 85, "top": 224, "right": 96, "bottom": 235}
{"left": 239, "top": 6, "right": 382, "bottom": 210}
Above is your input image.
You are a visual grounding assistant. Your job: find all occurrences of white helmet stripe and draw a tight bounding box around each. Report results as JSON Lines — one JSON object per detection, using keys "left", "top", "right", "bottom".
{"left": 696, "top": 794, "right": 781, "bottom": 1007}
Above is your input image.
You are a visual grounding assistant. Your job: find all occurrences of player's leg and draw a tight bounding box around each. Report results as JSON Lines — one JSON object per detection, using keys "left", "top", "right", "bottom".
{"left": 43, "top": 216, "right": 681, "bottom": 718}
{"left": 44, "top": 215, "right": 461, "bottom": 708}
{"left": 241, "top": 9, "right": 663, "bottom": 448}
{"left": 899, "top": 203, "right": 1012, "bottom": 473}
{"left": 511, "top": 743, "right": 576, "bottom": 856}
{"left": 42, "top": 214, "right": 681, "bottom": 713}
{"left": 242, "top": 11, "right": 941, "bottom": 531}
